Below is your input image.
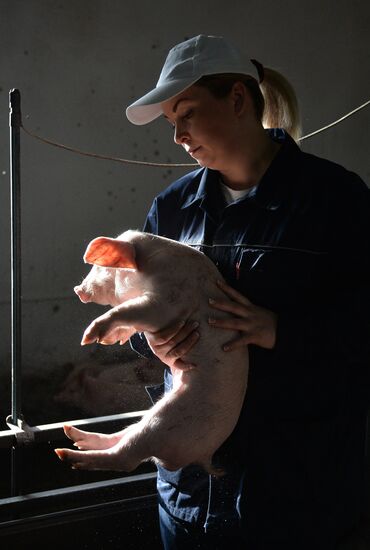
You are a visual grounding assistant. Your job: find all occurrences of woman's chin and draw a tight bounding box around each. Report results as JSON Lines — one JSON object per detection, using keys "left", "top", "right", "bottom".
{"left": 191, "top": 153, "right": 211, "bottom": 168}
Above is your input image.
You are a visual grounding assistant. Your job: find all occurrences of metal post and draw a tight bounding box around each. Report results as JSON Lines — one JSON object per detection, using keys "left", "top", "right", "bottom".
{"left": 9, "top": 89, "right": 22, "bottom": 428}
{"left": 8, "top": 89, "right": 23, "bottom": 497}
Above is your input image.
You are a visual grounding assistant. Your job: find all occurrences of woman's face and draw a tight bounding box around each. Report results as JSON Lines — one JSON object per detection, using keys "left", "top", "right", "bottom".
{"left": 161, "top": 84, "right": 245, "bottom": 170}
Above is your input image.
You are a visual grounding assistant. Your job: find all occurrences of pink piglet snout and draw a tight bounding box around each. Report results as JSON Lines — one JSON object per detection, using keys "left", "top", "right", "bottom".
{"left": 74, "top": 285, "right": 92, "bottom": 303}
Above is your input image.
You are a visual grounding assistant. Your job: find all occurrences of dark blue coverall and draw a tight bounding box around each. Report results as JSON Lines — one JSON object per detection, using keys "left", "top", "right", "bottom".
{"left": 131, "top": 130, "right": 370, "bottom": 549}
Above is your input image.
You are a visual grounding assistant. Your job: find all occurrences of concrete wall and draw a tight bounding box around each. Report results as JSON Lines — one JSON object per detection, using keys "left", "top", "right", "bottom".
{"left": 0, "top": 0, "right": 369, "bottom": 376}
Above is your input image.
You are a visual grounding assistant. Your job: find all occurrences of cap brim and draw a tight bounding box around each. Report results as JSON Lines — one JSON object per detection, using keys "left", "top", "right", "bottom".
{"left": 126, "top": 77, "right": 200, "bottom": 125}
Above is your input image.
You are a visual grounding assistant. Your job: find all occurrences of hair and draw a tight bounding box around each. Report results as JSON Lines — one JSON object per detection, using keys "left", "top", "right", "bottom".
{"left": 195, "top": 68, "right": 302, "bottom": 142}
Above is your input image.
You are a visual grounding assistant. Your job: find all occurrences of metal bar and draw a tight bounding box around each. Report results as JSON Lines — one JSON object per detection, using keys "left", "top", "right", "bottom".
{"left": 0, "top": 410, "right": 147, "bottom": 448}
{"left": 8, "top": 89, "right": 23, "bottom": 498}
{"left": 9, "top": 448, "right": 20, "bottom": 498}
{"left": 0, "top": 493, "right": 158, "bottom": 534}
{"left": 0, "top": 472, "right": 157, "bottom": 507}
{"left": 0, "top": 474, "right": 157, "bottom": 534}
{"left": 8, "top": 89, "right": 22, "bottom": 427}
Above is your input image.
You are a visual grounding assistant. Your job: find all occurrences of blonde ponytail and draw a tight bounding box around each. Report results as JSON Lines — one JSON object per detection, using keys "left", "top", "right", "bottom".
{"left": 260, "top": 67, "right": 302, "bottom": 142}
{"left": 196, "top": 67, "right": 301, "bottom": 142}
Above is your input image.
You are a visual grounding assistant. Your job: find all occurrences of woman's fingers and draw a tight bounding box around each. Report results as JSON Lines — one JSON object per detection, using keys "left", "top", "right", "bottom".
{"left": 216, "top": 279, "right": 251, "bottom": 305}
{"left": 208, "top": 283, "right": 277, "bottom": 350}
{"left": 145, "top": 320, "right": 200, "bottom": 369}
{"left": 146, "top": 320, "right": 187, "bottom": 346}
{"left": 221, "top": 334, "right": 252, "bottom": 352}
{"left": 209, "top": 297, "right": 249, "bottom": 318}
{"left": 208, "top": 316, "right": 249, "bottom": 331}
{"left": 146, "top": 319, "right": 198, "bottom": 345}
{"left": 167, "top": 327, "right": 200, "bottom": 358}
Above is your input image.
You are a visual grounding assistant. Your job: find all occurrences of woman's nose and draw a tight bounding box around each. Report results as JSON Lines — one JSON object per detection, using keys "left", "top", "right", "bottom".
{"left": 174, "top": 123, "right": 189, "bottom": 145}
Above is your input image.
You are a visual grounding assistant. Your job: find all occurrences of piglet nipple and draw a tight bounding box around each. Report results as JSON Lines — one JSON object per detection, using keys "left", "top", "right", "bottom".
{"left": 74, "top": 285, "right": 91, "bottom": 303}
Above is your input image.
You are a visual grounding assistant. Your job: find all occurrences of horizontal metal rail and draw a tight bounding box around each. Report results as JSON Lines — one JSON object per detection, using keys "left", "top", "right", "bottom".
{"left": 0, "top": 471, "right": 157, "bottom": 508}
{"left": 0, "top": 410, "right": 147, "bottom": 448}
{"left": 0, "top": 472, "right": 157, "bottom": 534}
{"left": 0, "top": 494, "right": 158, "bottom": 535}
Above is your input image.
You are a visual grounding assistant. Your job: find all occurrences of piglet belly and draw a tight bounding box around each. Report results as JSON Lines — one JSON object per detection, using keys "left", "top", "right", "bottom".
{"left": 150, "top": 345, "right": 248, "bottom": 471}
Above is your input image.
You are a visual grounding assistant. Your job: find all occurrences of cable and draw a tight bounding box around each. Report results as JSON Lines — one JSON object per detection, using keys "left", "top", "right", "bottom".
{"left": 299, "top": 99, "right": 370, "bottom": 141}
{"left": 21, "top": 99, "right": 370, "bottom": 168}
{"left": 21, "top": 124, "right": 198, "bottom": 168}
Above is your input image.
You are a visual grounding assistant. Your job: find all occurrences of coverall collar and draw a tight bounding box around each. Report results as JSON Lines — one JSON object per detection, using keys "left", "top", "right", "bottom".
{"left": 180, "top": 130, "right": 302, "bottom": 212}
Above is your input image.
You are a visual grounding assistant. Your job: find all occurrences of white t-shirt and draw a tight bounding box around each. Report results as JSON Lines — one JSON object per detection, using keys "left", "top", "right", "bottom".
{"left": 219, "top": 180, "right": 258, "bottom": 205}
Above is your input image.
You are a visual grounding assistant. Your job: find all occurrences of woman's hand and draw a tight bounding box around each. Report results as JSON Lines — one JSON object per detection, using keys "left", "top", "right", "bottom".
{"left": 145, "top": 320, "right": 200, "bottom": 370}
{"left": 208, "top": 280, "right": 277, "bottom": 351}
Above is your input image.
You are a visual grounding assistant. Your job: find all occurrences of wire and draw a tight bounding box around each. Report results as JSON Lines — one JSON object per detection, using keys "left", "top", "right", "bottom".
{"left": 20, "top": 98, "right": 370, "bottom": 168}
{"left": 186, "top": 242, "right": 326, "bottom": 254}
{"left": 21, "top": 125, "right": 198, "bottom": 168}
{"left": 299, "top": 99, "right": 370, "bottom": 141}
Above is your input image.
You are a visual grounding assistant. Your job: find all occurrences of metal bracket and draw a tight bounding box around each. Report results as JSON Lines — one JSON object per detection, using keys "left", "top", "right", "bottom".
{"left": 6, "top": 415, "right": 35, "bottom": 446}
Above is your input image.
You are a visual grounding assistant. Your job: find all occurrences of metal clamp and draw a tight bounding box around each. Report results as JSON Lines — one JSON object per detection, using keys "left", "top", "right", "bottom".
{"left": 6, "top": 415, "right": 35, "bottom": 446}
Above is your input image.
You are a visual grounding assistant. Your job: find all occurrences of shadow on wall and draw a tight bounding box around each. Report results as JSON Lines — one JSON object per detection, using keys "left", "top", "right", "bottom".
{"left": 0, "top": 346, "right": 164, "bottom": 428}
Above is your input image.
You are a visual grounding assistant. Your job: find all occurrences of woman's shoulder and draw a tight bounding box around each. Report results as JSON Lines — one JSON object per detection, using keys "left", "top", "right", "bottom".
{"left": 299, "top": 148, "right": 368, "bottom": 199}
{"left": 158, "top": 167, "right": 204, "bottom": 197}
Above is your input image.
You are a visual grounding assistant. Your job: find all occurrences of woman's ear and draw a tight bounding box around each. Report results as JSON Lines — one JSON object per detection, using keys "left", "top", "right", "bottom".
{"left": 231, "top": 81, "right": 251, "bottom": 117}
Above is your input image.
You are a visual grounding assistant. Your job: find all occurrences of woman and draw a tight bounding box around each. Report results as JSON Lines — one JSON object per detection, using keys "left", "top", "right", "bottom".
{"left": 127, "top": 35, "right": 370, "bottom": 549}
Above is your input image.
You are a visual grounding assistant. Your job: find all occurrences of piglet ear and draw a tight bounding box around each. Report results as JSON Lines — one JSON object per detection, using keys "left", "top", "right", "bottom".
{"left": 83, "top": 237, "right": 137, "bottom": 269}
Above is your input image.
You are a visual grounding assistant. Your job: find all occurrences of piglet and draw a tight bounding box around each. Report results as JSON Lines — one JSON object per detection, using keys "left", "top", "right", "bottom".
{"left": 55, "top": 230, "right": 249, "bottom": 474}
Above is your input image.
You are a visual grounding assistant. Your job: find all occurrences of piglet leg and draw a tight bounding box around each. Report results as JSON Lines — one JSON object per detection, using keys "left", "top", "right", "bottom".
{"left": 81, "top": 295, "right": 155, "bottom": 346}
{"left": 63, "top": 425, "right": 125, "bottom": 450}
{"left": 55, "top": 423, "right": 148, "bottom": 472}
{"left": 54, "top": 446, "right": 135, "bottom": 472}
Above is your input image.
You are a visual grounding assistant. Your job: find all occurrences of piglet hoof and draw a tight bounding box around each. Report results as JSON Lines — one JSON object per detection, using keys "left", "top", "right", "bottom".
{"left": 54, "top": 448, "right": 87, "bottom": 470}
{"left": 54, "top": 449, "right": 69, "bottom": 468}
{"left": 54, "top": 448, "right": 66, "bottom": 460}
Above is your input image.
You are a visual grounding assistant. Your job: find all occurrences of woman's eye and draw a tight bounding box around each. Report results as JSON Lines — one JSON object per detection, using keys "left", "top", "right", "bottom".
{"left": 167, "top": 109, "right": 193, "bottom": 130}
{"left": 179, "top": 110, "right": 193, "bottom": 122}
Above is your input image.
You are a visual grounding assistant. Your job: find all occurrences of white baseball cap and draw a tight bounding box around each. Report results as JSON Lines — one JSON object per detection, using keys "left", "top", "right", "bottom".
{"left": 126, "top": 35, "right": 261, "bottom": 125}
